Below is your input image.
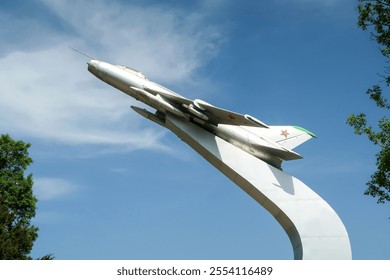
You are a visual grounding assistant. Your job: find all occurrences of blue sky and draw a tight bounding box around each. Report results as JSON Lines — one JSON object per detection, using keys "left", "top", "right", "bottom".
{"left": 0, "top": 0, "right": 389, "bottom": 259}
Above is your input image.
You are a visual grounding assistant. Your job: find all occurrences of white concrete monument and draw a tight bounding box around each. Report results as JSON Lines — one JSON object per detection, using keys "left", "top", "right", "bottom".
{"left": 165, "top": 114, "right": 352, "bottom": 259}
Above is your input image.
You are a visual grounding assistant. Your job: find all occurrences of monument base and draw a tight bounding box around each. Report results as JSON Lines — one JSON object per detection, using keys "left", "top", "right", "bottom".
{"left": 165, "top": 114, "right": 352, "bottom": 260}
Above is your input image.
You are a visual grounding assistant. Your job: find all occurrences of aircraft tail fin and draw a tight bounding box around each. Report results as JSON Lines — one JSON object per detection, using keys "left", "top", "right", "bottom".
{"left": 269, "top": 126, "right": 317, "bottom": 150}
{"left": 242, "top": 125, "right": 316, "bottom": 150}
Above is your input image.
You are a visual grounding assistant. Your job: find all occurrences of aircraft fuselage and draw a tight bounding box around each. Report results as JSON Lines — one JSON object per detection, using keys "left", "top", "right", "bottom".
{"left": 87, "top": 59, "right": 314, "bottom": 169}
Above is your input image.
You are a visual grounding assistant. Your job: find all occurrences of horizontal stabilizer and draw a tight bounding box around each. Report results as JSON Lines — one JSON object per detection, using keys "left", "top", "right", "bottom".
{"left": 261, "top": 145, "right": 303, "bottom": 161}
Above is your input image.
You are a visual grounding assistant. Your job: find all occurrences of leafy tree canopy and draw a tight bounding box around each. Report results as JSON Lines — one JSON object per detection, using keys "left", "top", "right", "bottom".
{"left": 346, "top": 0, "right": 390, "bottom": 203}
{"left": 0, "top": 134, "right": 53, "bottom": 259}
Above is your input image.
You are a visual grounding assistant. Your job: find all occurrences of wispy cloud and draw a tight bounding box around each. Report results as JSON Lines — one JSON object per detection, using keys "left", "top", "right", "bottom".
{"left": 40, "top": 0, "right": 225, "bottom": 83}
{"left": 0, "top": 46, "right": 168, "bottom": 149}
{"left": 0, "top": 0, "right": 225, "bottom": 152}
{"left": 34, "top": 177, "right": 79, "bottom": 200}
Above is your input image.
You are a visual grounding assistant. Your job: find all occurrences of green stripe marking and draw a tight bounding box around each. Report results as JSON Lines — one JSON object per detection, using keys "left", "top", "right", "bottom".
{"left": 293, "top": 126, "right": 317, "bottom": 138}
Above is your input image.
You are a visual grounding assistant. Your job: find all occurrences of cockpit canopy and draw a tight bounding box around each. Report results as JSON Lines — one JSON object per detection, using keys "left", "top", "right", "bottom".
{"left": 117, "top": 65, "right": 148, "bottom": 80}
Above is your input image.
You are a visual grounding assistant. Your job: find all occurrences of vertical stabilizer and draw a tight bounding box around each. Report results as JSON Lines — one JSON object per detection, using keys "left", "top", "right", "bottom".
{"left": 242, "top": 125, "right": 316, "bottom": 150}
{"left": 273, "top": 126, "right": 316, "bottom": 150}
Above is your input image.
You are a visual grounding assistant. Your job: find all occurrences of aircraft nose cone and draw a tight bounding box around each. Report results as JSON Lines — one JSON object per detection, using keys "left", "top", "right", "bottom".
{"left": 87, "top": 59, "right": 101, "bottom": 76}
{"left": 87, "top": 59, "right": 99, "bottom": 67}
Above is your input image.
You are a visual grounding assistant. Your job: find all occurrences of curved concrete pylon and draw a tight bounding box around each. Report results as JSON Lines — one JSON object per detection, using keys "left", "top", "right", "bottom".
{"left": 165, "top": 115, "right": 352, "bottom": 260}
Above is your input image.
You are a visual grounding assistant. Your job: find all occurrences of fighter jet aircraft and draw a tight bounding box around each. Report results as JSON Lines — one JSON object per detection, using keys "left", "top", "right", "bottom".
{"left": 81, "top": 50, "right": 316, "bottom": 169}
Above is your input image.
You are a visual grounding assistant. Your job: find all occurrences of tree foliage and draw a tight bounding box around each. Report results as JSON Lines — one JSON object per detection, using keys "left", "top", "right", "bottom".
{"left": 346, "top": 0, "right": 390, "bottom": 203}
{"left": 0, "top": 134, "right": 53, "bottom": 259}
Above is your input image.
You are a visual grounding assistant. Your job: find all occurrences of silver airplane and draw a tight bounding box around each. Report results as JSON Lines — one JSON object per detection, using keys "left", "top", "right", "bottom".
{"left": 80, "top": 50, "right": 316, "bottom": 169}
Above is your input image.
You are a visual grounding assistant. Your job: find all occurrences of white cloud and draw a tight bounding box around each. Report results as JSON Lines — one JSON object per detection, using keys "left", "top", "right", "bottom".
{"left": 34, "top": 177, "right": 78, "bottom": 200}
{"left": 0, "top": 0, "right": 225, "bottom": 151}
{"left": 0, "top": 45, "right": 166, "bottom": 149}
{"left": 40, "top": 0, "right": 225, "bottom": 84}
